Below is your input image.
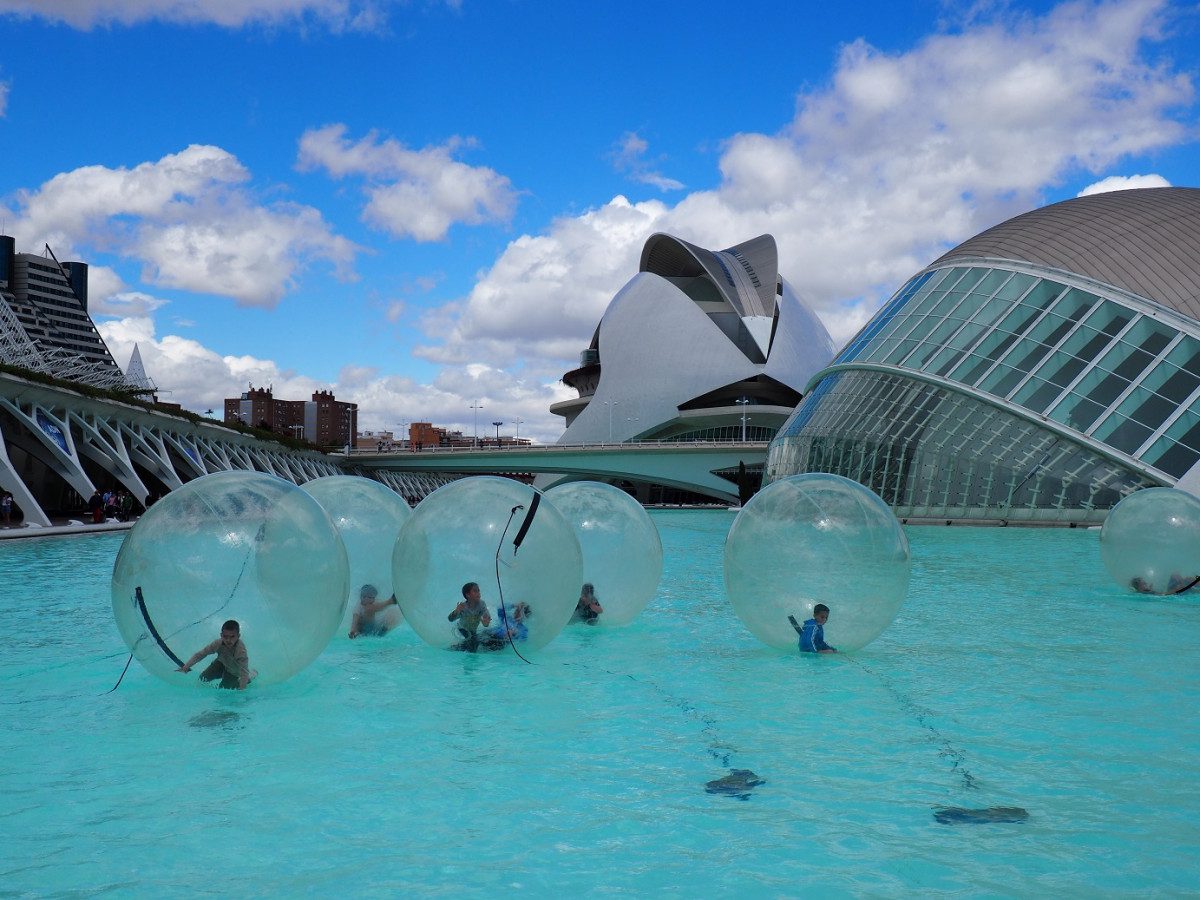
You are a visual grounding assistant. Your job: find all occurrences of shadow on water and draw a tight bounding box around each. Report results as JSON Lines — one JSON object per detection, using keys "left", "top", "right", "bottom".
{"left": 186, "top": 709, "right": 244, "bottom": 730}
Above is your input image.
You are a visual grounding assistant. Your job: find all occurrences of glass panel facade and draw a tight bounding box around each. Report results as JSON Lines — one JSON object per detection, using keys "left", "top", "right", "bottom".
{"left": 661, "top": 425, "right": 776, "bottom": 443}
{"left": 766, "top": 370, "right": 1156, "bottom": 522}
{"left": 770, "top": 262, "right": 1200, "bottom": 518}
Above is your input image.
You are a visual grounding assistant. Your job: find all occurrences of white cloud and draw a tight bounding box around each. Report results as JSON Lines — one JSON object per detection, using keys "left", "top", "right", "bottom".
{"left": 97, "top": 317, "right": 570, "bottom": 442}
{"left": 611, "top": 132, "right": 685, "bottom": 192}
{"left": 81, "top": 265, "right": 127, "bottom": 307}
{"left": 297, "top": 124, "right": 519, "bottom": 241}
{"left": 413, "top": 194, "right": 669, "bottom": 368}
{"left": 419, "top": 0, "right": 1195, "bottom": 375}
{"left": 0, "top": 0, "right": 391, "bottom": 30}
{"left": 92, "top": 291, "right": 167, "bottom": 318}
{"left": 7, "top": 145, "right": 358, "bottom": 307}
{"left": 1077, "top": 173, "right": 1173, "bottom": 196}
{"left": 63, "top": 0, "right": 1200, "bottom": 448}
{"left": 0, "top": 80, "right": 8, "bottom": 116}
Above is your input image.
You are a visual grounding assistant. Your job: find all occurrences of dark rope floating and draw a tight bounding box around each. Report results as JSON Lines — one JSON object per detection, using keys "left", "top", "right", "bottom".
{"left": 848, "top": 655, "right": 978, "bottom": 791}
{"left": 491, "top": 495, "right": 540, "bottom": 665}
{"left": 564, "top": 654, "right": 751, "bottom": 797}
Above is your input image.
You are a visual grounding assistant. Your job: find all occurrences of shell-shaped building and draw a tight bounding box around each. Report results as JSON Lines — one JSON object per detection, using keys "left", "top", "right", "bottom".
{"left": 552, "top": 232, "right": 835, "bottom": 447}
{"left": 766, "top": 187, "right": 1200, "bottom": 524}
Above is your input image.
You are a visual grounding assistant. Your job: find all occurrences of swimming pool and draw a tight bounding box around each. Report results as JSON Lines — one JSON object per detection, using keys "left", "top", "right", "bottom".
{"left": 3, "top": 512, "right": 1198, "bottom": 895}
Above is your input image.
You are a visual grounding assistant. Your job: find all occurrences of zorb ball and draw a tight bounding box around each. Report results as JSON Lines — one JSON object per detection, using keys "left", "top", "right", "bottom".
{"left": 393, "top": 476, "right": 582, "bottom": 651}
{"left": 545, "top": 481, "right": 662, "bottom": 626}
{"left": 303, "top": 475, "right": 411, "bottom": 632}
{"left": 111, "top": 471, "right": 349, "bottom": 686}
{"left": 1101, "top": 487, "right": 1200, "bottom": 595}
{"left": 723, "top": 473, "right": 910, "bottom": 652}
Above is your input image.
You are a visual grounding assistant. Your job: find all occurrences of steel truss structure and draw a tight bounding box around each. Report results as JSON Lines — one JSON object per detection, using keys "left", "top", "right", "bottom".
{"left": 0, "top": 378, "right": 345, "bottom": 527}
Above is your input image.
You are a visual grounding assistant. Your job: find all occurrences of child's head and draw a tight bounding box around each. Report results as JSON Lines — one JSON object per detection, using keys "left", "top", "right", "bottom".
{"left": 220, "top": 620, "right": 240, "bottom": 644}
{"left": 813, "top": 604, "right": 830, "bottom": 624}
{"left": 462, "top": 581, "right": 480, "bottom": 600}
{"left": 360, "top": 584, "right": 379, "bottom": 603}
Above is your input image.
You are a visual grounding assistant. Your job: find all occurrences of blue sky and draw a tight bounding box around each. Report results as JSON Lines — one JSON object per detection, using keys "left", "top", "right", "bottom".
{"left": 0, "top": 0, "right": 1197, "bottom": 442}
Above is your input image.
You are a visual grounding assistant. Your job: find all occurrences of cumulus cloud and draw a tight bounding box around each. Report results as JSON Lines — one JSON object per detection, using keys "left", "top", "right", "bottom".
{"left": 6, "top": 145, "right": 358, "bottom": 307}
{"left": 91, "top": 291, "right": 168, "bottom": 318}
{"left": 70, "top": 0, "right": 1200, "bottom": 447}
{"left": 0, "top": 0, "right": 391, "bottom": 30}
{"left": 1077, "top": 173, "right": 1173, "bottom": 196}
{"left": 414, "top": 194, "right": 669, "bottom": 368}
{"left": 97, "top": 317, "right": 568, "bottom": 442}
{"left": 611, "top": 132, "right": 685, "bottom": 192}
{"left": 297, "top": 124, "right": 519, "bottom": 241}
{"left": 419, "top": 0, "right": 1196, "bottom": 382}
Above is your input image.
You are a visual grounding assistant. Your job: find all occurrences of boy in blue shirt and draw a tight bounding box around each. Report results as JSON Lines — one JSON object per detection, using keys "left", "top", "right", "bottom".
{"left": 789, "top": 605, "right": 837, "bottom": 654}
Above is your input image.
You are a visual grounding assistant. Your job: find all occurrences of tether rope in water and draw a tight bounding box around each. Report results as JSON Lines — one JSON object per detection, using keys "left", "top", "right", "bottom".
{"left": 846, "top": 654, "right": 978, "bottom": 790}
{"left": 492, "top": 500, "right": 537, "bottom": 665}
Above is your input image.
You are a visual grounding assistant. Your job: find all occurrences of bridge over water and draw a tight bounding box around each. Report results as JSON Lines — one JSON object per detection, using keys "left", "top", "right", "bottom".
{"left": 346, "top": 441, "right": 767, "bottom": 504}
{"left": 0, "top": 371, "right": 765, "bottom": 526}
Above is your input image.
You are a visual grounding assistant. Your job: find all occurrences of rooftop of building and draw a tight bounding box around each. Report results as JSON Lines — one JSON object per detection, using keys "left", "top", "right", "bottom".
{"left": 932, "top": 187, "right": 1200, "bottom": 321}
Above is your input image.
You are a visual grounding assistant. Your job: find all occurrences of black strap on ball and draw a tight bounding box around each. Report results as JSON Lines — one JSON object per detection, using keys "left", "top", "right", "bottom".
{"left": 135, "top": 585, "right": 185, "bottom": 668}
{"left": 511, "top": 490, "right": 539, "bottom": 555}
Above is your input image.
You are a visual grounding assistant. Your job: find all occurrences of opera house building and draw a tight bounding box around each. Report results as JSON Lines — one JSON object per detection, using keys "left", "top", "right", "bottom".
{"left": 552, "top": 232, "right": 834, "bottom": 446}
{"left": 766, "top": 187, "right": 1200, "bottom": 524}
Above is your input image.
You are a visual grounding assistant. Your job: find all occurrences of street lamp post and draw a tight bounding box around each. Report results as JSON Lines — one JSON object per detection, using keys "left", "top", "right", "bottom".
{"left": 605, "top": 400, "right": 617, "bottom": 442}
{"left": 397, "top": 422, "right": 408, "bottom": 451}
{"left": 492, "top": 420, "right": 503, "bottom": 445}
{"left": 736, "top": 396, "right": 750, "bottom": 442}
{"left": 514, "top": 417, "right": 524, "bottom": 441}
{"left": 470, "top": 401, "right": 483, "bottom": 447}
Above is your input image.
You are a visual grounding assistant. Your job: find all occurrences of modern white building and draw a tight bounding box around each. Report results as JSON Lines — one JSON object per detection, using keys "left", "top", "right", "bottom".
{"left": 552, "top": 232, "right": 834, "bottom": 445}
{"left": 767, "top": 187, "right": 1200, "bottom": 525}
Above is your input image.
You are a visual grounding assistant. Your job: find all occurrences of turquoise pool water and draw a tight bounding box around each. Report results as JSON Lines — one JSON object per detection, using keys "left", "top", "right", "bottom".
{"left": 3, "top": 512, "right": 1199, "bottom": 896}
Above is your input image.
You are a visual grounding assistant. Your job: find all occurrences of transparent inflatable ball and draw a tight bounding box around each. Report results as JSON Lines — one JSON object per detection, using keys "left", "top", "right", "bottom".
{"left": 304, "top": 475, "right": 411, "bottom": 635}
{"left": 545, "top": 480, "right": 662, "bottom": 626}
{"left": 1101, "top": 487, "right": 1200, "bottom": 595}
{"left": 393, "top": 477, "right": 581, "bottom": 651}
{"left": 111, "top": 470, "right": 349, "bottom": 687}
{"left": 723, "top": 473, "right": 910, "bottom": 652}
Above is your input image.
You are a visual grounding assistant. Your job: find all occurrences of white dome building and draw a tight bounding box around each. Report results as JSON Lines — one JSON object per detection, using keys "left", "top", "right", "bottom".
{"left": 552, "top": 232, "right": 835, "bottom": 450}
{"left": 767, "top": 187, "right": 1200, "bottom": 525}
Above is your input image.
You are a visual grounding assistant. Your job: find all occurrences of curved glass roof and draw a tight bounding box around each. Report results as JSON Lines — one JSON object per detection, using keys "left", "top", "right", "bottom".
{"left": 933, "top": 187, "right": 1200, "bottom": 321}
{"left": 821, "top": 263, "right": 1200, "bottom": 480}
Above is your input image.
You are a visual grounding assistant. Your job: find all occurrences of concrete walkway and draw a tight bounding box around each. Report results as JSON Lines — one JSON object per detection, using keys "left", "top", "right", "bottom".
{"left": 0, "top": 519, "right": 135, "bottom": 541}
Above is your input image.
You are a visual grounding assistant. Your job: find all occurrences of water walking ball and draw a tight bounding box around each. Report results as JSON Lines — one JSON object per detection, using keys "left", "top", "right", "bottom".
{"left": 545, "top": 481, "right": 662, "bottom": 626}
{"left": 392, "top": 476, "right": 582, "bottom": 651}
{"left": 723, "top": 473, "right": 910, "bottom": 652}
{"left": 111, "top": 470, "right": 350, "bottom": 686}
{"left": 1100, "top": 487, "right": 1200, "bottom": 595}
{"left": 303, "top": 475, "right": 411, "bottom": 633}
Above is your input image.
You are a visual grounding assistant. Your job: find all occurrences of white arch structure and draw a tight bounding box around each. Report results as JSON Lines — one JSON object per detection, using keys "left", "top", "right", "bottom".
{"left": 0, "top": 373, "right": 341, "bottom": 526}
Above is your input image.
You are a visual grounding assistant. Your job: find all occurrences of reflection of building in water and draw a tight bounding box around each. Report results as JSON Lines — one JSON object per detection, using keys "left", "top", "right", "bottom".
{"left": 0, "top": 234, "right": 128, "bottom": 388}
{"left": 767, "top": 187, "right": 1200, "bottom": 525}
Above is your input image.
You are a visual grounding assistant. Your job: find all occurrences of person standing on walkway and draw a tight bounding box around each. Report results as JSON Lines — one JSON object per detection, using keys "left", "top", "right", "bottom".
{"left": 88, "top": 489, "right": 105, "bottom": 524}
